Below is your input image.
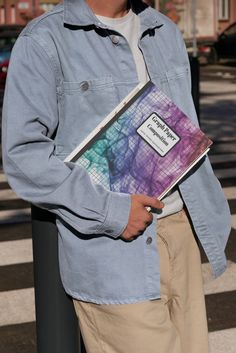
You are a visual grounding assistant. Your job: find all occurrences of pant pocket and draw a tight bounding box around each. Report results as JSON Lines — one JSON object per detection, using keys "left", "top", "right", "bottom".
{"left": 157, "top": 232, "right": 171, "bottom": 301}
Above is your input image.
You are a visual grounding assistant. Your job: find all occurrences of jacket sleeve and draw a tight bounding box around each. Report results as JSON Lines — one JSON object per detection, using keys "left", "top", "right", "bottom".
{"left": 2, "top": 34, "right": 131, "bottom": 237}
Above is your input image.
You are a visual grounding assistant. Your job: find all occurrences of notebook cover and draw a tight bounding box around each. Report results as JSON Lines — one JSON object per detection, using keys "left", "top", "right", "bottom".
{"left": 65, "top": 81, "right": 212, "bottom": 199}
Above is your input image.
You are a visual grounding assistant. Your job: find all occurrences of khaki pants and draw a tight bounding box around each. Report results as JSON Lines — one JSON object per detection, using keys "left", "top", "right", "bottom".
{"left": 73, "top": 210, "right": 209, "bottom": 353}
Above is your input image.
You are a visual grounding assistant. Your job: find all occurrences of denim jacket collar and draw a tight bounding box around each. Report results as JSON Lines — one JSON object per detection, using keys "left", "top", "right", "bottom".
{"left": 63, "top": 0, "right": 163, "bottom": 30}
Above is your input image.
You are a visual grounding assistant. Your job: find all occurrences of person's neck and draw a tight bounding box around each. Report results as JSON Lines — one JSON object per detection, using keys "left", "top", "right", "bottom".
{"left": 86, "top": 0, "right": 130, "bottom": 18}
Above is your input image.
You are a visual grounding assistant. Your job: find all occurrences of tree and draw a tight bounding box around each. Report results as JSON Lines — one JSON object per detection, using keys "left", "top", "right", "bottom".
{"left": 159, "top": 0, "right": 182, "bottom": 23}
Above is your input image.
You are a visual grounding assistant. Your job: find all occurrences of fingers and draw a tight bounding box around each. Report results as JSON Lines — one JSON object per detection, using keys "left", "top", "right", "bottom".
{"left": 121, "top": 230, "right": 143, "bottom": 242}
{"left": 121, "top": 194, "right": 164, "bottom": 242}
{"left": 139, "top": 195, "right": 164, "bottom": 209}
{"left": 121, "top": 210, "right": 153, "bottom": 241}
{"left": 145, "top": 210, "right": 153, "bottom": 225}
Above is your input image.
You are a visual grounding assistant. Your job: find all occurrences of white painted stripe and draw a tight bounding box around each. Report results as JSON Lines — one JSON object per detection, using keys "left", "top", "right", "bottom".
{"left": 0, "top": 188, "right": 19, "bottom": 200}
{"left": 0, "top": 208, "right": 31, "bottom": 224}
{"left": 0, "top": 172, "right": 7, "bottom": 183}
{"left": 223, "top": 186, "right": 236, "bottom": 200}
{"left": 0, "top": 238, "right": 33, "bottom": 266}
{"left": 214, "top": 168, "right": 236, "bottom": 179}
{"left": 231, "top": 215, "right": 236, "bottom": 230}
{"left": 0, "top": 288, "right": 35, "bottom": 326}
{"left": 203, "top": 261, "right": 236, "bottom": 295}
{"left": 209, "top": 328, "right": 236, "bottom": 353}
{"left": 201, "top": 81, "right": 236, "bottom": 97}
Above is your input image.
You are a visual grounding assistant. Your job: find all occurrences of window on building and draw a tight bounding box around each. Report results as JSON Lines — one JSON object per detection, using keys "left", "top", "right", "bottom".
{"left": 0, "top": 6, "right": 5, "bottom": 24}
{"left": 10, "top": 5, "right": 16, "bottom": 24}
{"left": 218, "top": 0, "right": 229, "bottom": 20}
{"left": 40, "top": 3, "right": 56, "bottom": 13}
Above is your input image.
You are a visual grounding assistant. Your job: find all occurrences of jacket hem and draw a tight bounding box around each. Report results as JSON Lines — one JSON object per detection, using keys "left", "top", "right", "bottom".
{"left": 65, "top": 288, "right": 161, "bottom": 305}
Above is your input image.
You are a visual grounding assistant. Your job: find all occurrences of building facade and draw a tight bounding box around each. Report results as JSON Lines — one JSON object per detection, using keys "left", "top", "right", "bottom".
{"left": 0, "top": 0, "right": 59, "bottom": 25}
{"left": 217, "top": 0, "right": 236, "bottom": 32}
{"left": 0, "top": 0, "right": 235, "bottom": 35}
{"left": 156, "top": 0, "right": 236, "bottom": 38}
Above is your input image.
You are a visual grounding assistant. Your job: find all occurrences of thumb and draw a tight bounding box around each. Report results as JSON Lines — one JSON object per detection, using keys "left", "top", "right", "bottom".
{"left": 139, "top": 195, "right": 164, "bottom": 209}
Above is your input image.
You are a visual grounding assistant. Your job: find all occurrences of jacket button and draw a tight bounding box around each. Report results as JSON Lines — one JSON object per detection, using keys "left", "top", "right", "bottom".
{"left": 146, "top": 237, "right": 152, "bottom": 245}
{"left": 80, "top": 81, "right": 89, "bottom": 91}
{"left": 111, "top": 35, "right": 119, "bottom": 44}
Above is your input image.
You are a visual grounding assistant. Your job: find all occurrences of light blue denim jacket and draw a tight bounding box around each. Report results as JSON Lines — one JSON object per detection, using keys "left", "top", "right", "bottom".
{"left": 2, "top": 0, "right": 231, "bottom": 304}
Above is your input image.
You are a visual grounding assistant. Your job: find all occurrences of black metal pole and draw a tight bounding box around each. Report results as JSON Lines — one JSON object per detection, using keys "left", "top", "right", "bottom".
{"left": 31, "top": 205, "right": 83, "bottom": 353}
{"left": 189, "top": 55, "right": 200, "bottom": 123}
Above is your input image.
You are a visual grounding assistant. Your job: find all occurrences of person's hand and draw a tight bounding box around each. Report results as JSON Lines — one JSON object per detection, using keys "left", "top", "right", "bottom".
{"left": 121, "top": 195, "right": 164, "bottom": 241}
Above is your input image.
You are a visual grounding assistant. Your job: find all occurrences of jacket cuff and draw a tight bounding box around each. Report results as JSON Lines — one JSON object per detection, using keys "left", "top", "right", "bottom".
{"left": 99, "top": 192, "right": 131, "bottom": 238}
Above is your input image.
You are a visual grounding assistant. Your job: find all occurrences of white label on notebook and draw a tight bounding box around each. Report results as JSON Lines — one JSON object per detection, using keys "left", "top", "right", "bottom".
{"left": 137, "top": 113, "right": 180, "bottom": 157}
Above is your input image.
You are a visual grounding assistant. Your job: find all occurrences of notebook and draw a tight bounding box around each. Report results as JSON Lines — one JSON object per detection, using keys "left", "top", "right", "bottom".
{"left": 64, "top": 81, "right": 212, "bottom": 200}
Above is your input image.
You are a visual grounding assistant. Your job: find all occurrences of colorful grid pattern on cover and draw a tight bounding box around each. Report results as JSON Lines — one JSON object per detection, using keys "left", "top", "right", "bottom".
{"left": 66, "top": 81, "right": 212, "bottom": 199}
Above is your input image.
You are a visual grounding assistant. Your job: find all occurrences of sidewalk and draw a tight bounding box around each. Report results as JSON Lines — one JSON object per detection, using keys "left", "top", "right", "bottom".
{"left": 200, "top": 64, "right": 236, "bottom": 142}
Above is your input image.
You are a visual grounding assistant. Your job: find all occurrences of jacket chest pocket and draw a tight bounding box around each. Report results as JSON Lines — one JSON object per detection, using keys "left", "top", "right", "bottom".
{"left": 158, "top": 66, "right": 191, "bottom": 100}
{"left": 152, "top": 65, "right": 196, "bottom": 122}
{"left": 56, "top": 76, "right": 118, "bottom": 157}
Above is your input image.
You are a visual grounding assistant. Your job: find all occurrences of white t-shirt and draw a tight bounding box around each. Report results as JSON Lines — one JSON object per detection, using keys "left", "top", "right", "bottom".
{"left": 96, "top": 10, "right": 149, "bottom": 83}
{"left": 96, "top": 10, "right": 184, "bottom": 218}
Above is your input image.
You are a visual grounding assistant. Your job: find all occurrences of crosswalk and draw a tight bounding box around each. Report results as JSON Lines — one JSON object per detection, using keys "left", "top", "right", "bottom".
{"left": 0, "top": 153, "right": 236, "bottom": 353}
{"left": 0, "top": 172, "right": 31, "bottom": 225}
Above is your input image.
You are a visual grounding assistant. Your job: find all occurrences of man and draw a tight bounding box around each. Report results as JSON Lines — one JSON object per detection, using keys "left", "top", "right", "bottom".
{"left": 2, "top": 1, "right": 231, "bottom": 353}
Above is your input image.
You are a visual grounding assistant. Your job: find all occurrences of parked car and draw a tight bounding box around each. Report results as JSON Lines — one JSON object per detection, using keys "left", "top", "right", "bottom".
{"left": 185, "top": 40, "right": 213, "bottom": 64}
{"left": 209, "top": 22, "right": 236, "bottom": 63}
{"left": 0, "top": 29, "right": 22, "bottom": 59}
{"left": 0, "top": 26, "right": 23, "bottom": 87}
{"left": 0, "top": 58, "right": 9, "bottom": 89}
{"left": 0, "top": 25, "right": 24, "bottom": 33}
{"left": 0, "top": 35, "right": 16, "bottom": 63}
